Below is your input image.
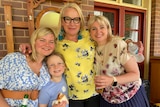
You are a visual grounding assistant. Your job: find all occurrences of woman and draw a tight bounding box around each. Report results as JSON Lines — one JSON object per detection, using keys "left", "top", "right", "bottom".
{"left": 87, "top": 15, "right": 150, "bottom": 107}
{"left": 55, "top": 3, "right": 99, "bottom": 107}
{"left": 0, "top": 27, "right": 56, "bottom": 107}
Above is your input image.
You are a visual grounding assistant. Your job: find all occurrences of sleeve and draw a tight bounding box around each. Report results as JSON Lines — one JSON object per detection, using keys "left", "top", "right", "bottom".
{"left": 38, "top": 86, "right": 50, "bottom": 104}
{"left": 0, "top": 53, "right": 14, "bottom": 89}
{"left": 116, "top": 39, "right": 133, "bottom": 65}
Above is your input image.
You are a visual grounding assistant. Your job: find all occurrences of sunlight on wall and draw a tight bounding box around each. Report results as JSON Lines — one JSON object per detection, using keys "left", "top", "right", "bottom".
{"left": 40, "top": 11, "right": 60, "bottom": 28}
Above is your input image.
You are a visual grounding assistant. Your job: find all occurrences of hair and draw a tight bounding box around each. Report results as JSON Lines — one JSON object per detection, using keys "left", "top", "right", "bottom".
{"left": 45, "top": 51, "right": 66, "bottom": 67}
{"left": 87, "top": 15, "right": 114, "bottom": 42}
{"left": 30, "top": 27, "right": 56, "bottom": 61}
{"left": 58, "top": 3, "right": 85, "bottom": 34}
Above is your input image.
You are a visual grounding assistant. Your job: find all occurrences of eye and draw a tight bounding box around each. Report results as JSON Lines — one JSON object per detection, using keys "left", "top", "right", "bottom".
{"left": 49, "top": 40, "right": 55, "bottom": 44}
{"left": 39, "top": 38, "right": 45, "bottom": 42}
{"left": 90, "top": 27, "right": 96, "bottom": 31}
{"left": 64, "top": 17, "right": 71, "bottom": 21}
{"left": 100, "top": 25, "right": 105, "bottom": 29}
{"left": 74, "top": 17, "right": 80, "bottom": 21}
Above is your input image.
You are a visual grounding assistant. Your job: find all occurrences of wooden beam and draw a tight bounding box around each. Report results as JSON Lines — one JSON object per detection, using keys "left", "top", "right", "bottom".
{"left": 12, "top": 21, "right": 28, "bottom": 28}
{"left": 3, "top": 3, "right": 14, "bottom": 53}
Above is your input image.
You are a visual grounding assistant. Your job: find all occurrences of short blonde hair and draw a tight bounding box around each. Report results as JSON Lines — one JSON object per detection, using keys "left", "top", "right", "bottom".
{"left": 58, "top": 3, "right": 85, "bottom": 34}
{"left": 30, "top": 27, "right": 56, "bottom": 61}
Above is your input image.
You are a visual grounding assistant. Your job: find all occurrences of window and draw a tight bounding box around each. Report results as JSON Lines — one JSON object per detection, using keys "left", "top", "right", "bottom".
{"left": 123, "top": 0, "right": 142, "bottom": 6}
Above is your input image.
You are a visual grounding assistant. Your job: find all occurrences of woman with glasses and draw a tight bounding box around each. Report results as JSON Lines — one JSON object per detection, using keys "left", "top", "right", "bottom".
{"left": 55, "top": 3, "right": 100, "bottom": 107}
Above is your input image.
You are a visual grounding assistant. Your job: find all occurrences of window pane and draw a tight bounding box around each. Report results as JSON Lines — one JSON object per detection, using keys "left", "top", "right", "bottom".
{"left": 123, "top": 0, "right": 142, "bottom": 6}
{"left": 125, "top": 31, "right": 138, "bottom": 42}
{"left": 125, "top": 14, "right": 139, "bottom": 29}
{"left": 103, "top": 12, "right": 114, "bottom": 28}
{"left": 94, "top": 11, "right": 114, "bottom": 28}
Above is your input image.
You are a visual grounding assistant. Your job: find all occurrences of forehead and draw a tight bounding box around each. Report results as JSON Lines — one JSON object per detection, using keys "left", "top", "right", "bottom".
{"left": 92, "top": 21, "right": 106, "bottom": 27}
{"left": 63, "top": 8, "right": 79, "bottom": 17}
{"left": 47, "top": 55, "right": 63, "bottom": 63}
{"left": 38, "top": 33, "right": 55, "bottom": 39}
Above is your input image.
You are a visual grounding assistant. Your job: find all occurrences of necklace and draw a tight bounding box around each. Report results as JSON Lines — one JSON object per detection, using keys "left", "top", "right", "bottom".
{"left": 96, "top": 45, "right": 106, "bottom": 65}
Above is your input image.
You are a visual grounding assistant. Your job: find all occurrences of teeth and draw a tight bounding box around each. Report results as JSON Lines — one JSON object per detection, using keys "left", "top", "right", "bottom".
{"left": 54, "top": 70, "right": 60, "bottom": 72}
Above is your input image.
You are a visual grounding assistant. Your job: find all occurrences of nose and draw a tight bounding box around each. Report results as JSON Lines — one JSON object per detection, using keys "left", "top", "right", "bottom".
{"left": 45, "top": 41, "right": 52, "bottom": 46}
{"left": 97, "top": 28, "right": 102, "bottom": 34}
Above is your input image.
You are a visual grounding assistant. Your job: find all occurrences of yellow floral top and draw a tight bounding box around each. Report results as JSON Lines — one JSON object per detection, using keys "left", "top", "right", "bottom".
{"left": 55, "top": 30, "right": 98, "bottom": 100}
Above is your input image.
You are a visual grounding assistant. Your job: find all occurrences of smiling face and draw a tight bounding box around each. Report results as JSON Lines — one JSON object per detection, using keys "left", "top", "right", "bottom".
{"left": 90, "top": 21, "right": 109, "bottom": 46}
{"left": 62, "top": 8, "right": 81, "bottom": 37}
{"left": 47, "top": 55, "right": 66, "bottom": 78}
{"left": 35, "top": 33, "right": 55, "bottom": 58}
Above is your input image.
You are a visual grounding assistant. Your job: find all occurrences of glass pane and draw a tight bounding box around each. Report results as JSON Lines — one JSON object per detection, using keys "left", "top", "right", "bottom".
{"left": 125, "top": 31, "right": 138, "bottom": 42}
{"left": 94, "top": 11, "right": 114, "bottom": 28}
{"left": 123, "top": 0, "right": 142, "bottom": 6}
{"left": 125, "top": 14, "right": 139, "bottom": 29}
{"left": 103, "top": 12, "right": 114, "bottom": 28}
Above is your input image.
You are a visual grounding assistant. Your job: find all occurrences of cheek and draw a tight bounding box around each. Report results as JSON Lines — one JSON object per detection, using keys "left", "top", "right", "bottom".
{"left": 90, "top": 31, "right": 95, "bottom": 38}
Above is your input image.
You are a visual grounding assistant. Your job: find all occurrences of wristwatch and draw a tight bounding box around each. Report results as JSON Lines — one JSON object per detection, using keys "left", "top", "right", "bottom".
{"left": 112, "top": 76, "right": 117, "bottom": 86}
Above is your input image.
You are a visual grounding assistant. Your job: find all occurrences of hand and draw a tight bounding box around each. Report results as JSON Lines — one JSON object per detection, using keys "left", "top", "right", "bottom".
{"left": 52, "top": 101, "right": 67, "bottom": 107}
{"left": 94, "top": 75, "right": 113, "bottom": 89}
{"left": 19, "top": 43, "right": 32, "bottom": 56}
{"left": 127, "top": 40, "right": 144, "bottom": 54}
{"left": 136, "top": 41, "right": 144, "bottom": 54}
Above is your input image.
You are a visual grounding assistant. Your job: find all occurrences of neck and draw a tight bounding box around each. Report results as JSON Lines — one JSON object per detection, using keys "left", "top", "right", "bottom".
{"left": 64, "top": 34, "right": 78, "bottom": 42}
{"left": 51, "top": 76, "right": 62, "bottom": 82}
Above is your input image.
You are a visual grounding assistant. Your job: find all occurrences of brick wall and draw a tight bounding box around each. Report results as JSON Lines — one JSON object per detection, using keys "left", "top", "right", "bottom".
{"left": 0, "top": 0, "right": 94, "bottom": 59}
{"left": 150, "top": 0, "right": 160, "bottom": 56}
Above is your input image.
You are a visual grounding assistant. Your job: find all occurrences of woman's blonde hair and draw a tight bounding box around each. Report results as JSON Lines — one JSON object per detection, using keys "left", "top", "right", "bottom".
{"left": 88, "top": 15, "right": 114, "bottom": 41}
{"left": 30, "top": 27, "right": 56, "bottom": 61}
{"left": 58, "top": 3, "right": 85, "bottom": 34}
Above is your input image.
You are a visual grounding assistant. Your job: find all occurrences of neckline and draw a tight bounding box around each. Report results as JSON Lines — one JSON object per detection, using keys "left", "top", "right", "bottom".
{"left": 58, "top": 34, "right": 82, "bottom": 41}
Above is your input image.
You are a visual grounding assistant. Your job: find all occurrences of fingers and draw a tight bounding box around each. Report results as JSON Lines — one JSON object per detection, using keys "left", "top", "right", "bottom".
{"left": 52, "top": 101, "right": 67, "bottom": 107}
{"left": 138, "top": 41, "right": 144, "bottom": 54}
{"left": 95, "top": 75, "right": 111, "bottom": 88}
{"left": 19, "top": 43, "right": 32, "bottom": 55}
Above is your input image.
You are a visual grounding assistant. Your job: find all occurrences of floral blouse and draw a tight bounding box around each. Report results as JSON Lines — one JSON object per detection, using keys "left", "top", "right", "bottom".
{"left": 94, "top": 37, "right": 141, "bottom": 104}
{"left": 0, "top": 52, "right": 50, "bottom": 107}
{"left": 56, "top": 30, "right": 98, "bottom": 100}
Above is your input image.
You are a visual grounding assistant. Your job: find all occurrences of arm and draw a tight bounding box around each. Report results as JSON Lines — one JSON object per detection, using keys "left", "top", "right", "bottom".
{"left": 0, "top": 92, "right": 10, "bottom": 107}
{"left": 95, "top": 57, "right": 140, "bottom": 89}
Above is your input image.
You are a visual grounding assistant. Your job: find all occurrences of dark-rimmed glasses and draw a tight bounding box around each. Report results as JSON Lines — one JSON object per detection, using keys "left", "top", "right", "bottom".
{"left": 63, "top": 16, "right": 81, "bottom": 24}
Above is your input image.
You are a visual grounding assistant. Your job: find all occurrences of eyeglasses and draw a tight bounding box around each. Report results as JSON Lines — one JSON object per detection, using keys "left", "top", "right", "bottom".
{"left": 63, "top": 16, "right": 81, "bottom": 24}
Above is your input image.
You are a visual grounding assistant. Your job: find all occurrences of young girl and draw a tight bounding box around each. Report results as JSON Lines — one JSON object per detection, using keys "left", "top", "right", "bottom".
{"left": 39, "top": 52, "right": 68, "bottom": 107}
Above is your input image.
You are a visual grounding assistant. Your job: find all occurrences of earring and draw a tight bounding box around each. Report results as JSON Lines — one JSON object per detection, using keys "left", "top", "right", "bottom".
{"left": 58, "top": 28, "right": 64, "bottom": 40}
{"left": 78, "top": 31, "right": 82, "bottom": 40}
